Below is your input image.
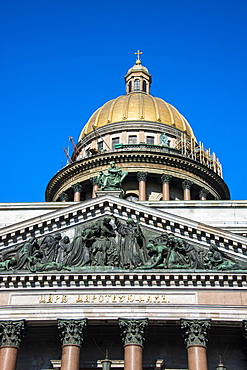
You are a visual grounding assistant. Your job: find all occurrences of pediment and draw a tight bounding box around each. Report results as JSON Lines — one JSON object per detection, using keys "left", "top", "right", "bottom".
{"left": 0, "top": 195, "right": 246, "bottom": 273}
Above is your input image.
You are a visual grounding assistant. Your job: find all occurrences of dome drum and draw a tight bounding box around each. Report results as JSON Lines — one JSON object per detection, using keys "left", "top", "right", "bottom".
{"left": 46, "top": 149, "right": 229, "bottom": 202}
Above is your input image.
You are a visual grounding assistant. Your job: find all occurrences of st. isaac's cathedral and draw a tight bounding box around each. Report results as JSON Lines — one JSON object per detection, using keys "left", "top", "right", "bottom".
{"left": 0, "top": 53, "right": 247, "bottom": 370}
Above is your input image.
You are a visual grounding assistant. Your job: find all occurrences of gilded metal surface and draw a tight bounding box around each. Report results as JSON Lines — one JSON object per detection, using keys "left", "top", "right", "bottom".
{"left": 79, "top": 92, "right": 195, "bottom": 140}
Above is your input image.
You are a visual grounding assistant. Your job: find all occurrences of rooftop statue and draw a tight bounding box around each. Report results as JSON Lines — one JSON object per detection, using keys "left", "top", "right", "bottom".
{"left": 95, "top": 161, "right": 128, "bottom": 191}
{"left": 160, "top": 132, "right": 169, "bottom": 146}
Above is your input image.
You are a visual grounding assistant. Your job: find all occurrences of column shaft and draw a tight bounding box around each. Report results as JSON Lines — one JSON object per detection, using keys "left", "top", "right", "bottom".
{"left": 61, "top": 345, "right": 81, "bottom": 370}
{"left": 187, "top": 345, "right": 208, "bottom": 370}
{"left": 92, "top": 184, "right": 98, "bottom": 198}
{"left": 183, "top": 188, "right": 191, "bottom": 200}
{"left": 139, "top": 181, "right": 146, "bottom": 201}
{"left": 73, "top": 192, "right": 81, "bottom": 201}
{"left": 124, "top": 344, "right": 143, "bottom": 370}
{"left": 162, "top": 182, "right": 170, "bottom": 201}
{"left": 0, "top": 346, "right": 18, "bottom": 370}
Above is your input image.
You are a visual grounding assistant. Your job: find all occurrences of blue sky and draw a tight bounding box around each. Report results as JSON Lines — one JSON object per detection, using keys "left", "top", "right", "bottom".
{"left": 1, "top": 0, "right": 247, "bottom": 202}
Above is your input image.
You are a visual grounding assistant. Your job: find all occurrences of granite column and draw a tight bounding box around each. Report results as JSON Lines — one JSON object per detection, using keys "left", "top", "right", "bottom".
{"left": 90, "top": 177, "right": 99, "bottom": 198}
{"left": 119, "top": 318, "right": 148, "bottom": 370}
{"left": 181, "top": 319, "right": 211, "bottom": 370}
{"left": 72, "top": 183, "right": 82, "bottom": 202}
{"left": 58, "top": 318, "right": 87, "bottom": 370}
{"left": 182, "top": 180, "right": 193, "bottom": 200}
{"left": 161, "top": 174, "right": 172, "bottom": 201}
{"left": 137, "top": 172, "right": 148, "bottom": 201}
{"left": 0, "top": 320, "right": 27, "bottom": 370}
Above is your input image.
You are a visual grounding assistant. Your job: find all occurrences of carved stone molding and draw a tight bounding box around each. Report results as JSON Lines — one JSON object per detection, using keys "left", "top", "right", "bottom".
{"left": 161, "top": 174, "right": 172, "bottom": 184}
{"left": 0, "top": 320, "right": 27, "bottom": 348}
{"left": 58, "top": 318, "right": 87, "bottom": 347}
{"left": 182, "top": 180, "right": 193, "bottom": 190}
{"left": 180, "top": 319, "right": 211, "bottom": 348}
{"left": 71, "top": 183, "right": 82, "bottom": 193}
{"left": 119, "top": 318, "right": 148, "bottom": 346}
{"left": 137, "top": 172, "right": 148, "bottom": 182}
{"left": 59, "top": 192, "right": 69, "bottom": 202}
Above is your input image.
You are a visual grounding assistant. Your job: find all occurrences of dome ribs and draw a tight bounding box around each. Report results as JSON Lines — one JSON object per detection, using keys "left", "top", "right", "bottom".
{"left": 123, "top": 94, "right": 131, "bottom": 120}
{"left": 161, "top": 98, "right": 175, "bottom": 126}
{"left": 139, "top": 93, "right": 144, "bottom": 119}
{"left": 150, "top": 95, "right": 161, "bottom": 122}
{"left": 108, "top": 96, "right": 122, "bottom": 123}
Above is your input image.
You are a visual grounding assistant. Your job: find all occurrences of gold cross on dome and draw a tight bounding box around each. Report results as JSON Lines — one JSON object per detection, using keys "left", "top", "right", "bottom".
{"left": 134, "top": 50, "right": 143, "bottom": 61}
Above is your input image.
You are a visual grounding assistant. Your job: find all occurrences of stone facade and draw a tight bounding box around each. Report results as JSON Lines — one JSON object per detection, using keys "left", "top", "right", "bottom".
{"left": 0, "top": 58, "right": 245, "bottom": 370}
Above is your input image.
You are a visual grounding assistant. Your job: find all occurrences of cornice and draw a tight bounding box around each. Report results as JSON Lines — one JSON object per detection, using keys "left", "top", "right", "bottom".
{"left": 45, "top": 150, "right": 230, "bottom": 201}
{"left": 0, "top": 271, "right": 247, "bottom": 290}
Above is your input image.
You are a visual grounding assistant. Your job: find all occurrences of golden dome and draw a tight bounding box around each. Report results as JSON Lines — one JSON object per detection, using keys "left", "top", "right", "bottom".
{"left": 79, "top": 92, "right": 195, "bottom": 140}
{"left": 126, "top": 61, "right": 150, "bottom": 76}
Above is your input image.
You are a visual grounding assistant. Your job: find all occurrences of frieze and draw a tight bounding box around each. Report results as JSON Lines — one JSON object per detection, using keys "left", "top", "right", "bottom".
{"left": 0, "top": 215, "right": 245, "bottom": 274}
{"left": 0, "top": 198, "right": 246, "bottom": 262}
{"left": 8, "top": 293, "right": 197, "bottom": 305}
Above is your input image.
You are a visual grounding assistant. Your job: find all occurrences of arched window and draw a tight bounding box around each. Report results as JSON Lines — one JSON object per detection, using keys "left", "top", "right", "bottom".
{"left": 128, "top": 81, "right": 132, "bottom": 93}
{"left": 143, "top": 80, "right": 147, "bottom": 92}
{"left": 134, "top": 79, "right": 140, "bottom": 91}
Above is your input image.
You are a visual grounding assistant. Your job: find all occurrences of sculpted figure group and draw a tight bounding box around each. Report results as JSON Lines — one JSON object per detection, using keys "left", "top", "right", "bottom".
{"left": 0, "top": 216, "right": 244, "bottom": 272}
{"left": 143, "top": 234, "right": 242, "bottom": 270}
{"left": 95, "top": 161, "right": 128, "bottom": 191}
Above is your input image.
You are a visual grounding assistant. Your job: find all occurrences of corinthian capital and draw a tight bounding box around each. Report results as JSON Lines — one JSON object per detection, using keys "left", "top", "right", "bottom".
{"left": 137, "top": 172, "right": 148, "bottom": 182}
{"left": 199, "top": 188, "right": 209, "bottom": 199}
{"left": 182, "top": 180, "right": 193, "bottom": 190}
{"left": 58, "top": 319, "right": 87, "bottom": 347}
{"left": 118, "top": 318, "right": 148, "bottom": 346}
{"left": 180, "top": 319, "right": 211, "bottom": 348}
{"left": 161, "top": 174, "right": 172, "bottom": 184}
{"left": 0, "top": 320, "right": 28, "bottom": 348}
{"left": 71, "top": 183, "right": 82, "bottom": 193}
{"left": 59, "top": 192, "right": 69, "bottom": 202}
